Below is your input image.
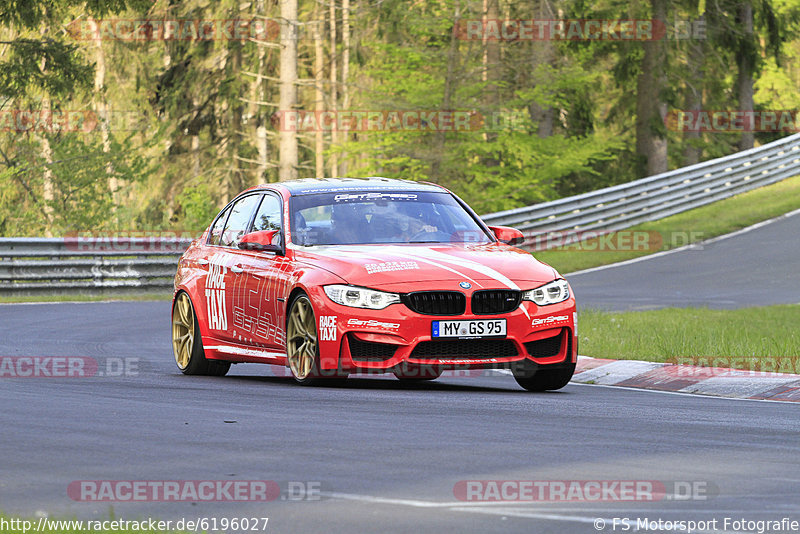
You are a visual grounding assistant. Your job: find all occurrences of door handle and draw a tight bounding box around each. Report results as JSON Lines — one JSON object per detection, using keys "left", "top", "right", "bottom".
{"left": 231, "top": 265, "right": 244, "bottom": 274}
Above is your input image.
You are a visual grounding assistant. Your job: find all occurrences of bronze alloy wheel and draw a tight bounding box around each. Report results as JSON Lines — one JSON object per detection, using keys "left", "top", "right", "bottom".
{"left": 287, "top": 295, "right": 318, "bottom": 381}
{"left": 172, "top": 292, "right": 195, "bottom": 370}
{"left": 172, "top": 291, "right": 230, "bottom": 376}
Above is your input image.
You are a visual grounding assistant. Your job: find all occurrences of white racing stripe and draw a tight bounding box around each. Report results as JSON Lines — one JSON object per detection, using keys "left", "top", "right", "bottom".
{"left": 309, "top": 246, "right": 483, "bottom": 287}
{"left": 382, "top": 247, "right": 483, "bottom": 287}
{"left": 395, "top": 247, "right": 520, "bottom": 289}
{"left": 307, "top": 245, "right": 522, "bottom": 289}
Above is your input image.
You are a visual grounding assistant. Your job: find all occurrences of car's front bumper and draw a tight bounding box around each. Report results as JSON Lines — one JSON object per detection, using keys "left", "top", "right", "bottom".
{"left": 309, "top": 285, "right": 577, "bottom": 373}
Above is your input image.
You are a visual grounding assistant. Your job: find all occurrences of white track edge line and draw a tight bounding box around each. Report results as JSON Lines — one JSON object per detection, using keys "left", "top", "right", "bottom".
{"left": 565, "top": 207, "right": 800, "bottom": 277}
{"left": 567, "top": 381, "right": 798, "bottom": 404}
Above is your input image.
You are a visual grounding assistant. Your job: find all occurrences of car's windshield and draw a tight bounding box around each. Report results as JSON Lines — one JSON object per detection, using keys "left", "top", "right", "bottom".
{"left": 290, "top": 191, "right": 493, "bottom": 246}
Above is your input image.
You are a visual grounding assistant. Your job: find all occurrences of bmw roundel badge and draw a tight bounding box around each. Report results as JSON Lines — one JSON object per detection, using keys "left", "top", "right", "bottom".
{"left": 459, "top": 281, "right": 472, "bottom": 290}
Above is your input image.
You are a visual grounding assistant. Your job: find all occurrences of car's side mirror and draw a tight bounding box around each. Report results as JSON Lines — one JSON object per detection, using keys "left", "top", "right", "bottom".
{"left": 488, "top": 225, "right": 525, "bottom": 246}
{"left": 239, "top": 230, "right": 284, "bottom": 255}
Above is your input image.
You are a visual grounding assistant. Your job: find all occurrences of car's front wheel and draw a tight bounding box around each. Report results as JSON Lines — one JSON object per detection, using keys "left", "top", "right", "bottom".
{"left": 394, "top": 363, "right": 442, "bottom": 382}
{"left": 286, "top": 294, "right": 347, "bottom": 386}
{"left": 172, "top": 291, "right": 230, "bottom": 376}
{"left": 512, "top": 361, "right": 575, "bottom": 392}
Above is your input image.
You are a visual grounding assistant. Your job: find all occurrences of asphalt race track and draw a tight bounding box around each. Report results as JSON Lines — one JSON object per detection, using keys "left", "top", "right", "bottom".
{"left": 567, "top": 210, "right": 800, "bottom": 311}
{"left": 1, "top": 301, "right": 799, "bottom": 534}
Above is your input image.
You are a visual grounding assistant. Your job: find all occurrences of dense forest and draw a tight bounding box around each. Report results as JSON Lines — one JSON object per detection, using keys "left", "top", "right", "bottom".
{"left": 1, "top": 0, "right": 799, "bottom": 236}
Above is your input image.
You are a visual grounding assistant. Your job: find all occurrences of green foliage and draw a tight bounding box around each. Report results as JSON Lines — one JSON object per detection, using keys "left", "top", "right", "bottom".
{"left": 0, "top": 0, "right": 798, "bottom": 236}
{"left": 338, "top": 0, "right": 627, "bottom": 212}
{"left": 755, "top": 56, "right": 800, "bottom": 109}
{"left": 0, "top": 132, "right": 148, "bottom": 235}
{"left": 454, "top": 128, "right": 624, "bottom": 213}
{"left": 0, "top": 165, "right": 35, "bottom": 235}
{"left": 0, "top": 39, "right": 94, "bottom": 97}
{"left": 178, "top": 183, "right": 220, "bottom": 233}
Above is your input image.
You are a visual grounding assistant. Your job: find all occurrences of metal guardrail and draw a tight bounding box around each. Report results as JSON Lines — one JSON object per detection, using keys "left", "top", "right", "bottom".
{"left": 482, "top": 133, "right": 800, "bottom": 247}
{"left": 2, "top": 133, "right": 799, "bottom": 296}
{"left": 0, "top": 237, "right": 192, "bottom": 296}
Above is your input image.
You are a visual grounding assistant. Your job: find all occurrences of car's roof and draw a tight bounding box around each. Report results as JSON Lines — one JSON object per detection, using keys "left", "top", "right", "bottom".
{"left": 257, "top": 177, "right": 446, "bottom": 196}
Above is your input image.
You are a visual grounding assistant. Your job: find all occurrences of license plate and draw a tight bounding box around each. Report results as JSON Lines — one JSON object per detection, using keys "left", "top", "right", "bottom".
{"left": 432, "top": 319, "right": 506, "bottom": 339}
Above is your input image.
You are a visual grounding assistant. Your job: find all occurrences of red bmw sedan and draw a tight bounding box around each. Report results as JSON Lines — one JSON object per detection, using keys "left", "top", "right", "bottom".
{"left": 172, "top": 178, "right": 577, "bottom": 390}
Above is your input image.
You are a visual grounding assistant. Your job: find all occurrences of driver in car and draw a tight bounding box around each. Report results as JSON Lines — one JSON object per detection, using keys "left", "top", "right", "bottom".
{"left": 331, "top": 203, "right": 368, "bottom": 244}
{"left": 394, "top": 204, "right": 438, "bottom": 242}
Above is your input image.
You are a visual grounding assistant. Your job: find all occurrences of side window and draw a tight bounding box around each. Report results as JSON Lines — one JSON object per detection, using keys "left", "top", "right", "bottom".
{"left": 252, "top": 194, "right": 283, "bottom": 233}
{"left": 220, "top": 195, "right": 261, "bottom": 248}
{"left": 208, "top": 206, "right": 232, "bottom": 246}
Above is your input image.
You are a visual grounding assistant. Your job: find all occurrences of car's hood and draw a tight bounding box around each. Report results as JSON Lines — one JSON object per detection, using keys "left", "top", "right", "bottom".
{"left": 292, "top": 243, "right": 557, "bottom": 291}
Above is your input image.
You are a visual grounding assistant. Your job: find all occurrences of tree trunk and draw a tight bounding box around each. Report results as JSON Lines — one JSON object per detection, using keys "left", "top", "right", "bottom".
{"left": 313, "top": 2, "right": 325, "bottom": 178}
{"left": 40, "top": 99, "right": 54, "bottom": 236}
{"left": 431, "top": 2, "right": 461, "bottom": 180}
{"left": 683, "top": 30, "right": 704, "bottom": 166}
{"left": 328, "top": 0, "right": 339, "bottom": 176}
{"left": 340, "top": 0, "right": 350, "bottom": 176}
{"left": 484, "top": 0, "right": 500, "bottom": 106}
{"left": 230, "top": 41, "right": 245, "bottom": 193}
{"left": 253, "top": 0, "right": 270, "bottom": 182}
{"left": 39, "top": 26, "right": 54, "bottom": 236}
{"left": 737, "top": 2, "right": 755, "bottom": 151}
{"left": 190, "top": 96, "right": 201, "bottom": 178}
{"left": 191, "top": 129, "right": 201, "bottom": 178}
{"left": 214, "top": 45, "right": 232, "bottom": 198}
{"left": 279, "top": 0, "right": 299, "bottom": 181}
{"left": 528, "top": 0, "right": 555, "bottom": 138}
{"left": 635, "top": 0, "right": 668, "bottom": 176}
{"left": 162, "top": 45, "right": 172, "bottom": 157}
{"left": 92, "top": 25, "right": 115, "bottom": 205}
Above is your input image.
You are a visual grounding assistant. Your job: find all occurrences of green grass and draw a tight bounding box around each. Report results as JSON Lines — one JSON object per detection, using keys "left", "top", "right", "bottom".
{"left": 0, "top": 514, "right": 191, "bottom": 534}
{"left": 536, "top": 174, "right": 800, "bottom": 274}
{"left": 0, "top": 293, "right": 171, "bottom": 304}
{"left": 578, "top": 305, "right": 800, "bottom": 370}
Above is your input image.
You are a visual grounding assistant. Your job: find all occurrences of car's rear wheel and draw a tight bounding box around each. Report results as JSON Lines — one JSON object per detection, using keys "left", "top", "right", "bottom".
{"left": 512, "top": 361, "right": 575, "bottom": 392}
{"left": 286, "top": 294, "right": 347, "bottom": 386}
{"left": 172, "top": 291, "right": 230, "bottom": 376}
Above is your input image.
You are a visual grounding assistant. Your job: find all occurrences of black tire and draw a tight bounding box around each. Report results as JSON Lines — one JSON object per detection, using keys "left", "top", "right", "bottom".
{"left": 286, "top": 294, "right": 348, "bottom": 386}
{"left": 512, "top": 361, "right": 575, "bottom": 392}
{"left": 394, "top": 363, "right": 442, "bottom": 382}
{"left": 172, "top": 291, "right": 231, "bottom": 377}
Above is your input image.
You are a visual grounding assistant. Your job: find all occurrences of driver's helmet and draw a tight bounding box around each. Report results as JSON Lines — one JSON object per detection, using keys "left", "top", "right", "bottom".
{"left": 368, "top": 200, "right": 401, "bottom": 225}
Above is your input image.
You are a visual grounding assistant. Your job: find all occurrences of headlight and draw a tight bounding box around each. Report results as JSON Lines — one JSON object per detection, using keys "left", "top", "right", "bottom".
{"left": 522, "top": 279, "right": 570, "bottom": 306}
{"left": 324, "top": 285, "right": 401, "bottom": 310}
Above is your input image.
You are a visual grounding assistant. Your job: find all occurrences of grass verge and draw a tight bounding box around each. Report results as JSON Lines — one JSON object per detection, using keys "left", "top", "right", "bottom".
{"left": 578, "top": 305, "right": 800, "bottom": 371}
{"left": 535, "top": 174, "right": 800, "bottom": 274}
{"left": 0, "top": 514, "right": 191, "bottom": 534}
